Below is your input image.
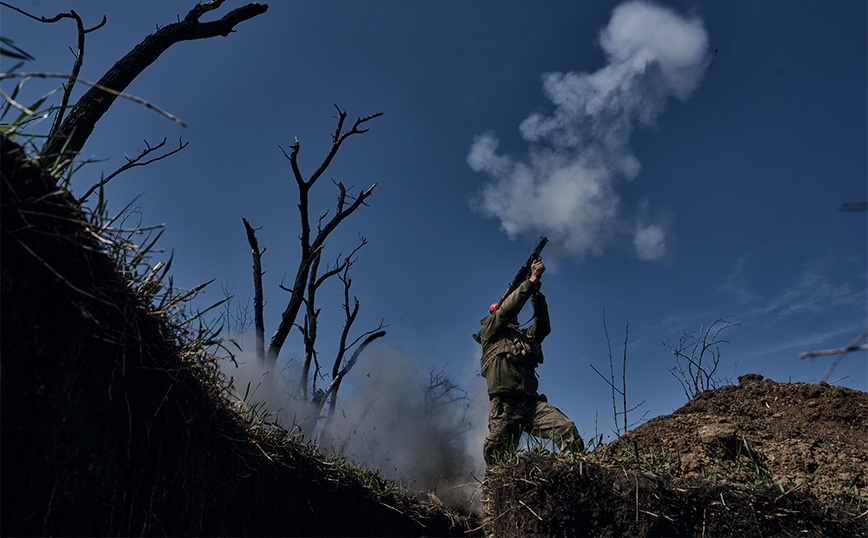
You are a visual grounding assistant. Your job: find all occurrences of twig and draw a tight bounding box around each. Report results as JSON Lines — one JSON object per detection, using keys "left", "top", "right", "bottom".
{"left": 253, "top": 441, "right": 273, "bottom": 462}
{"left": 518, "top": 500, "right": 543, "bottom": 521}
{"left": 376, "top": 501, "right": 425, "bottom": 528}
{"left": 622, "top": 319, "right": 629, "bottom": 434}
{"left": 839, "top": 201, "right": 868, "bottom": 212}
{"left": 602, "top": 308, "right": 620, "bottom": 436}
{"left": 800, "top": 329, "right": 868, "bottom": 383}
{"left": 466, "top": 505, "right": 513, "bottom": 533}
{"left": 78, "top": 137, "right": 188, "bottom": 204}
{"left": 800, "top": 344, "right": 868, "bottom": 358}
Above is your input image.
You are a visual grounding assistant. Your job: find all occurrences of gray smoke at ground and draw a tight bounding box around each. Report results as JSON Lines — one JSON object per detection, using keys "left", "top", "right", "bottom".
{"left": 467, "top": 0, "right": 709, "bottom": 261}
{"left": 221, "top": 336, "right": 489, "bottom": 511}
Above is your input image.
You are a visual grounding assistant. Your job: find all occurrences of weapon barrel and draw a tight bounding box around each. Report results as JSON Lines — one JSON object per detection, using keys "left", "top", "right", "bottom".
{"left": 498, "top": 236, "right": 549, "bottom": 306}
{"left": 508, "top": 236, "right": 548, "bottom": 289}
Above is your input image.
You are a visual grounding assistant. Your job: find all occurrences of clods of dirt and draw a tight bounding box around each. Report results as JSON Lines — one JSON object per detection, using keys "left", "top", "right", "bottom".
{"left": 483, "top": 374, "right": 867, "bottom": 537}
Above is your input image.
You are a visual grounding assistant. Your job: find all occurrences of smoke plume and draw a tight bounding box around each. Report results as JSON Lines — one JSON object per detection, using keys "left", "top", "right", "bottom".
{"left": 468, "top": 1, "right": 709, "bottom": 260}
{"left": 221, "top": 337, "right": 488, "bottom": 510}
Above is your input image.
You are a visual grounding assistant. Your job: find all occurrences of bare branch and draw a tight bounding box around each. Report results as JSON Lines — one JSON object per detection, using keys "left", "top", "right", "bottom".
{"left": 621, "top": 319, "right": 629, "bottom": 435}
{"left": 589, "top": 363, "right": 624, "bottom": 396}
{"left": 77, "top": 137, "right": 187, "bottom": 204}
{"left": 800, "top": 344, "right": 868, "bottom": 359}
{"left": 0, "top": 3, "right": 106, "bottom": 30}
{"left": 297, "top": 249, "right": 323, "bottom": 399}
{"left": 40, "top": 1, "right": 267, "bottom": 163}
{"left": 0, "top": 88, "right": 35, "bottom": 115}
{"left": 265, "top": 112, "right": 380, "bottom": 364}
{"left": 839, "top": 201, "right": 868, "bottom": 212}
{"left": 602, "top": 309, "right": 620, "bottom": 436}
{"left": 43, "top": 9, "right": 107, "bottom": 140}
{"left": 593, "top": 309, "right": 643, "bottom": 437}
{"left": 320, "top": 329, "right": 387, "bottom": 411}
{"left": 804, "top": 329, "right": 868, "bottom": 383}
{"left": 663, "top": 317, "right": 740, "bottom": 399}
{"left": 306, "top": 106, "right": 383, "bottom": 189}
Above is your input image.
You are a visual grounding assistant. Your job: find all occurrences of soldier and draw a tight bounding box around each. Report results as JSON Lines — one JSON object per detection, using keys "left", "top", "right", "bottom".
{"left": 478, "top": 259, "right": 583, "bottom": 466}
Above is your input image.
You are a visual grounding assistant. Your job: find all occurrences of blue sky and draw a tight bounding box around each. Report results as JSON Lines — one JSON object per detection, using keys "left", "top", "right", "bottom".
{"left": 4, "top": 1, "right": 866, "bottom": 462}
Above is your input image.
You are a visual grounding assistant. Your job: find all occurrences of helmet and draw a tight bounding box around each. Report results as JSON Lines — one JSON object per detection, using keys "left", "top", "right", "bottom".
{"left": 489, "top": 302, "right": 498, "bottom": 314}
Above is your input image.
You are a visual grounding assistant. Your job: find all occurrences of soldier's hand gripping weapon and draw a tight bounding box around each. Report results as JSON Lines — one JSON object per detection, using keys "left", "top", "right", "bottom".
{"left": 473, "top": 236, "right": 549, "bottom": 344}
{"left": 497, "top": 236, "right": 549, "bottom": 308}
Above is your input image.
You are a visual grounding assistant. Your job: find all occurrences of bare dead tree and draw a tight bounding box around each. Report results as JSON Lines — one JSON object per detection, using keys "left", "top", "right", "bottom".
{"left": 38, "top": 0, "right": 267, "bottom": 165}
{"left": 662, "top": 316, "right": 740, "bottom": 400}
{"left": 239, "top": 108, "right": 385, "bottom": 438}
{"left": 242, "top": 106, "right": 383, "bottom": 366}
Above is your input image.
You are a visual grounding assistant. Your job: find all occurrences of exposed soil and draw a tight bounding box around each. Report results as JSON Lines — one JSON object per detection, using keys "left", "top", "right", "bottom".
{"left": 609, "top": 373, "right": 867, "bottom": 499}
{"left": 483, "top": 375, "right": 867, "bottom": 537}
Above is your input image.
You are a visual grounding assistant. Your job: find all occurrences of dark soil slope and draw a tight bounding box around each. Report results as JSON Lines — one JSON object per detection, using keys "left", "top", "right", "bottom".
{"left": 484, "top": 375, "right": 867, "bottom": 537}
{"left": 0, "top": 136, "right": 472, "bottom": 537}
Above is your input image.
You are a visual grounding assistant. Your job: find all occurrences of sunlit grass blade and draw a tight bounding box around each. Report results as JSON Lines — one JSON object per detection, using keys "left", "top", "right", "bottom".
{"left": 0, "top": 36, "right": 35, "bottom": 61}
{"left": 2, "top": 86, "right": 61, "bottom": 136}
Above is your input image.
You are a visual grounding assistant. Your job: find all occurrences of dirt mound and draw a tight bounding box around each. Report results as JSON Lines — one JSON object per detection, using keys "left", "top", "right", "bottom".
{"left": 0, "top": 135, "right": 473, "bottom": 536}
{"left": 484, "top": 375, "right": 867, "bottom": 537}
{"left": 613, "top": 374, "right": 867, "bottom": 498}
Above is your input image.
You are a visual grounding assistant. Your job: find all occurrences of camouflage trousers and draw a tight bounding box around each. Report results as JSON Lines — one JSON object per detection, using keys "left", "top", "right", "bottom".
{"left": 483, "top": 394, "right": 583, "bottom": 466}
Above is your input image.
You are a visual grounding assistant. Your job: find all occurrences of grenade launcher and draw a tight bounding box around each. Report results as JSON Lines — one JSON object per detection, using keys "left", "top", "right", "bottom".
{"left": 497, "top": 236, "right": 549, "bottom": 308}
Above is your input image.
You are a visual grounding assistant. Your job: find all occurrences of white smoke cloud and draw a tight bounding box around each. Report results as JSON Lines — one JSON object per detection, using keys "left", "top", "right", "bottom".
{"left": 468, "top": 0, "right": 709, "bottom": 261}
{"left": 634, "top": 223, "right": 666, "bottom": 261}
{"left": 220, "top": 335, "right": 488, "bottom": 511}
{"left": 316, "top": 348, "right": 485, "bottom": 502}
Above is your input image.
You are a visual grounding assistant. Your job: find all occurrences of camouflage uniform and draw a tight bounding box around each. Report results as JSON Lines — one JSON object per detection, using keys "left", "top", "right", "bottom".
{"left": 479, "top": 279, "right": 582, "bottom": 466}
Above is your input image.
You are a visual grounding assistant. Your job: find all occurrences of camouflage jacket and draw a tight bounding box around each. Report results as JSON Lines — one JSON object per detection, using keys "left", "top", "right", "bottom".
{"left": 478, "top": 279, "right": 551, "bottom": 399}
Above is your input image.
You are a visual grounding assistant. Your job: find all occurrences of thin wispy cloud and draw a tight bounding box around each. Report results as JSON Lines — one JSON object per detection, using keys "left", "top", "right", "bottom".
{"left": 719, "top": 257, "right": 867, "bottom": 323}
{"left": 738, "top": 325, "right": 864, "bottom": 363}
{"left": 468, "top": 0, "right": 709, "bottom": 260}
